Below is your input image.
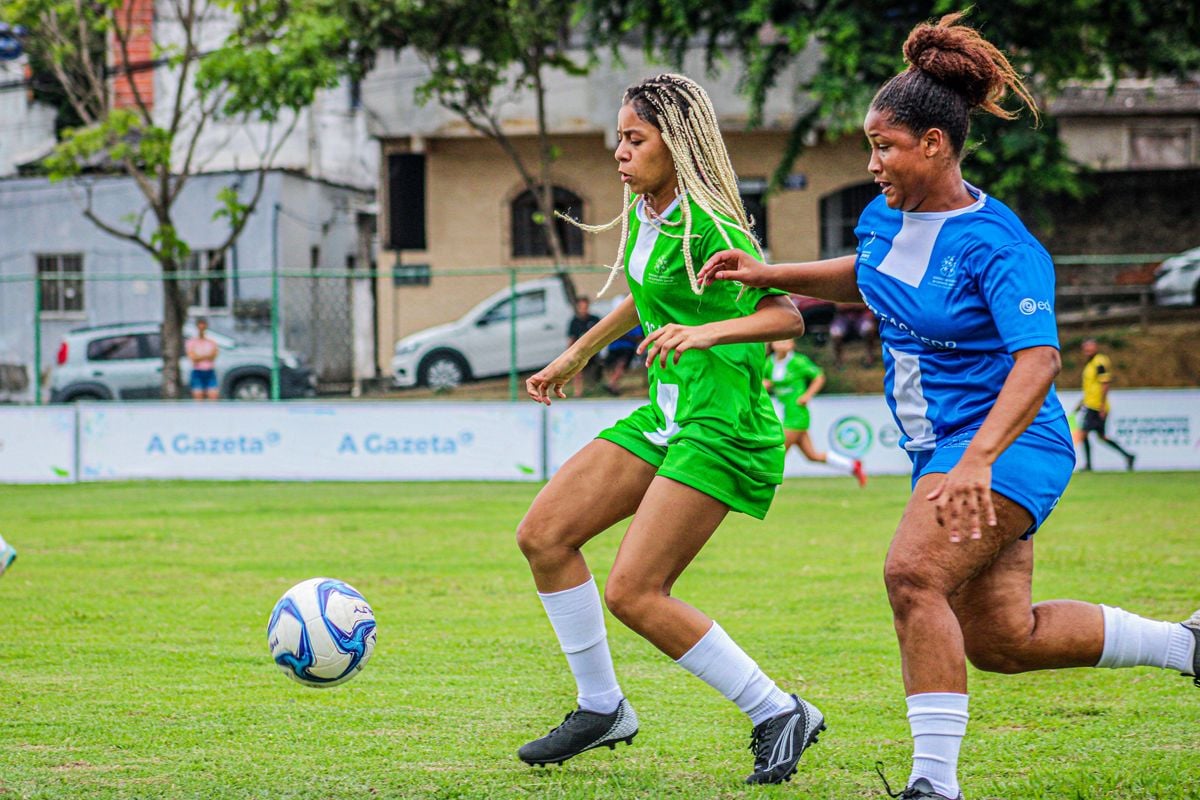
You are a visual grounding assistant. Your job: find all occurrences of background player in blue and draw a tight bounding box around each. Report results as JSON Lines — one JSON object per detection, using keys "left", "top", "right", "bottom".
{"left": 699, "top": 13, "right": 1198, "bottom": 800}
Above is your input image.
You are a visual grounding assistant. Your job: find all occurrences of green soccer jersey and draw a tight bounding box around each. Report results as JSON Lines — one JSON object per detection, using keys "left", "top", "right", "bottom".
{"left": 765, "top": 351, "right": 823, "bottom": 431}
{"left": 595, "top": 194, "right": 787, "bottom": 518}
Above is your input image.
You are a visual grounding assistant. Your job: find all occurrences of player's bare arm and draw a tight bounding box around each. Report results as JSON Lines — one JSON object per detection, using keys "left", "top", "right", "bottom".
{"left": 698, "top": 251, "right": 861, "bottom": 303}
{"left": 638, "top": 295, "right": 802, "bottom": 368}
{"left": 526, "top": 294, "right": 640, "bottom": 405}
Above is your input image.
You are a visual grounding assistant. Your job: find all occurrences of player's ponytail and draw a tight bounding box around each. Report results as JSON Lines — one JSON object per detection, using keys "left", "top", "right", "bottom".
{"left": 871, "top": 11, "right": 1038, "bottom": 153}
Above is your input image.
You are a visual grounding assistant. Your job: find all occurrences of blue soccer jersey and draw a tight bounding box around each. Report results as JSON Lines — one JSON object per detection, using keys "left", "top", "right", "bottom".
{"left": 854, "top": 184, "right": 1070, "bottom": 453}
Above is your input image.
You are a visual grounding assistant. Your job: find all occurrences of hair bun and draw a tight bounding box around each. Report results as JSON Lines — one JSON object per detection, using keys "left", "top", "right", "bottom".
{"left": 903, "top": 13, "right": 996, "bottom": 108}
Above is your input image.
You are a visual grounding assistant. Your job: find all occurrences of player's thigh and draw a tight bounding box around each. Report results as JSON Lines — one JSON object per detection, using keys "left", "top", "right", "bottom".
{"left": 783, "top": 429, "right": 804, "bottom": 450}
{"left": 518, "top": 438, "right": 657, "bottom": 552}
{"left": 886, "top": 473, "right": 1035, "bottom": 597}
{"left": 948, "top": 536, "right": 1035, "bottom": 644}
{"left": 608, "top": 476, "right": 729, "bottom": 596}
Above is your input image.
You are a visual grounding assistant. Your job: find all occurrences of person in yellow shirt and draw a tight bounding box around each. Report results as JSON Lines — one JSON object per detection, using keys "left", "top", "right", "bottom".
{"left": 1076, "top": 339, "right": 1135, "bottom": 471}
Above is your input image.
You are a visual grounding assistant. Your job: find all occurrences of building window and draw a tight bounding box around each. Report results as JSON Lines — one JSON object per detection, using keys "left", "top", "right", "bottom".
{"left": 739, "top": 178, "right": 769, "bottom": 251}
{"left": 511, "top": 187, "right": 585, "bottom": 258}
{"left": 185, "top": 249, "right": 228, "bottom": 311}
{"left": 36, "top": 253, "right": 84, "bottom": 314}
{"left": 820, "top": 182, "right": 878, "bottom": 258}
{"left": 1129, "top": 127, "right": 1194, "bottom": 168}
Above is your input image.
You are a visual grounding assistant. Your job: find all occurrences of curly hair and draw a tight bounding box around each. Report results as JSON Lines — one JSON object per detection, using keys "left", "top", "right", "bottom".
{"left": 871, "top": 12, "right": 1039, "bottom": 153}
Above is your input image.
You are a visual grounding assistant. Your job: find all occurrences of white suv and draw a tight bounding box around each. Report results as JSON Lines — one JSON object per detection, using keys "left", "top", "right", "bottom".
{"left": 391, "top": 277, "right": 587, "bottom": 390}
{"left": 1153, "top": 246, "right": 1200, "bottom": 307}
{"left": 49, "top": 321, "right": 316, "bottom": 401}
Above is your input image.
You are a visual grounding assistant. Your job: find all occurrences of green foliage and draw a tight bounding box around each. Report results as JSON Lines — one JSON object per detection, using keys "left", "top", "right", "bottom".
{"left": 584, "top": 0, "right": 1200, "bottom": 206}
{"left": 198, "top": 0, "right": 356, "bottom": 121}
{"left": 0, "top": 475, "right": 1197, "bottom": 798}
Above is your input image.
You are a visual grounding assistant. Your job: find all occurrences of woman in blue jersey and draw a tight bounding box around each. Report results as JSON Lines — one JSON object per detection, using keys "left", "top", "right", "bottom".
{"left": 699, "top": 13, "right": 1198, "bottom": 800}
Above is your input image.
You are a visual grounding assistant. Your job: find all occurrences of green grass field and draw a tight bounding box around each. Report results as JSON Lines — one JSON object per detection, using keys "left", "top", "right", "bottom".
{"left": 0, "top": 473, "right": 1196, "bottom": 799}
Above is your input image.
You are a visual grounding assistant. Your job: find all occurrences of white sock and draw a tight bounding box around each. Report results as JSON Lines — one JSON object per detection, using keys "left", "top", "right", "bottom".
{"left": 675, "top": 621, "right": 796, "bottom": 725}
{"left": 1096, "top": 605, "right": 1195, "bottom": 672}
{"left": 824, "top": 451, "right": 854, "bottom": 472}
{"left": 538, "top": 577, "right": 623, "bottom": 714}
{"left": 907, "top": 692, "right": 969, "bottom": 800}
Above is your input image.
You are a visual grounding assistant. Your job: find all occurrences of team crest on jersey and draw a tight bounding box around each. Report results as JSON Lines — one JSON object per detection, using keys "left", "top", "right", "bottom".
{"left": 647, "top": 254, "right": 674, "bottom": 285}
{"left": 930, "top": 255, "right": 958, "bottom": 289}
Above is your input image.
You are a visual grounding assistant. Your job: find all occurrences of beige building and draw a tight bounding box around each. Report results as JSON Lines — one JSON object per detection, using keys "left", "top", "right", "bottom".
{"left": 361, "top": 47, "right": 874, "bottom": 374}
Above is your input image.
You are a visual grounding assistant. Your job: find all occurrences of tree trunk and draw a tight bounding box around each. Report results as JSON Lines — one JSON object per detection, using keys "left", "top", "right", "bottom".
{"left": 161, "top": 260, "right": 188, "bottom": 399}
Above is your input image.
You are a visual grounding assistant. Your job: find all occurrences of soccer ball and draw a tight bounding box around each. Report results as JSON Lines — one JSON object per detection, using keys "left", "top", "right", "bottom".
{"left": 267, "top": 577, "right": 377, "bottom": 688}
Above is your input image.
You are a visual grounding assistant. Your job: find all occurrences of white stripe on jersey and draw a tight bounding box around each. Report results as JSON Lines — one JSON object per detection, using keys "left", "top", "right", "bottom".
{"left": 888, "top": 347, "right": 937, "bottom": 451}
{"left": 876, "top": 216, "right": 947, "bottom": 288}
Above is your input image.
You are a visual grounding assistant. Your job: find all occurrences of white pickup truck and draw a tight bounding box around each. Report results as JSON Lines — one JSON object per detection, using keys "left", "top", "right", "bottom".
{"left": 391, "top": 277, "right": 614, "bottom": 390}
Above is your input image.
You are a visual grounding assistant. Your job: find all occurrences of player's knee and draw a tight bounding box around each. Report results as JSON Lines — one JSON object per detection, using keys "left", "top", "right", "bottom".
{"left": 883, "top": 557, "right": 942, "bottom": 617}
{"left": 603, "top": 575, "right": 653, "bottom": 628}
{"left": 515, "top": 513, "right": 563, "bottom": 561}
{"left": 963, "top": 636, "right": 1028, "bottom": 674}
{"left": 961, "top": 617, "right": 1036, "bottom": 673}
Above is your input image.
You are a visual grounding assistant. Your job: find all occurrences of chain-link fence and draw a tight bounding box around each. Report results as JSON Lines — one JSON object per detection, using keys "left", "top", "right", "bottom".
{"left": 0, "top": 264, "right": 624, "bottom": 404}
{"left": 0, "top": 255, "right": 1184, "bottom": 404}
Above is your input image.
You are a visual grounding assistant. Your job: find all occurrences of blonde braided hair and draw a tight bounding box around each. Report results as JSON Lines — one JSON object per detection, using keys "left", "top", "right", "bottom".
{"left": 557, "top": 74, "right": 762, "bottom": 297}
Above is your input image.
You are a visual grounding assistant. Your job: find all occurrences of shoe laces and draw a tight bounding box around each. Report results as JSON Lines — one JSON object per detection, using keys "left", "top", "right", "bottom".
{"left": 875, "top": 763, "right": 934, "bottom": 799}
{"left": 547, "top": 709, "right": 584, "bottom": 739}
{"left": 747, "top": 716, "right": 778, "bottom": 764}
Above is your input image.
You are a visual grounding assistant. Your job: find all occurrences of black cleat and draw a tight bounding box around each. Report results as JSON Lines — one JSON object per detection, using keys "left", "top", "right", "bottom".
{"left": 1125, "top": 453, "right": 1136, "bottom": 472}
{"left": 518, "top": 699, "right": 638, "bottom": 766}
{"left": 1182, "top": 610, "right": 1200, "bottom": 688}
{"left": 744, "top": 695, "right": 825, "bottom": 785}
{"left": 877, "top": 765, "right": 963, "bottom": 800}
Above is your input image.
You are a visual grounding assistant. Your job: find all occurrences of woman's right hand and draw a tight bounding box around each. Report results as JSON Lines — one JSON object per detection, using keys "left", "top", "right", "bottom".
{"left": 526, "top": 351, "right": 588, "bottom": 406}
{"left": 698, "top": 249, "right": 776, "bottom": 288}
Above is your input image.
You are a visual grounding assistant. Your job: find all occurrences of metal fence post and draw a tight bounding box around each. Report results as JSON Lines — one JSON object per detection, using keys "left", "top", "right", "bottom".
{"left": 32, "top": 275, "right": 41, "bottom": 405}
{"left": 508, "top": 267, "right": 518, "bottom": 402}
{"left": 271, "top": 203, "right": 281, "bottom": 401}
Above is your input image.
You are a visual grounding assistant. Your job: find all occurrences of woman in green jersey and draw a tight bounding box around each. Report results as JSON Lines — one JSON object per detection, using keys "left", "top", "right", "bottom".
{"left": 765, "top": 338, "right": 868, "bottom": 486}
{"left": 514, "top": 74, "right": 825, "bottom": 785}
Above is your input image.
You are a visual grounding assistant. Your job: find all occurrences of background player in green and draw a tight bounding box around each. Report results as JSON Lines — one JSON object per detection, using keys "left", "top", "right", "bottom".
{"left": 765, "top": 338, "right": 868, "bottom": 486}
{"left": 515, "top": 73, "right": 825, "bottom": 785}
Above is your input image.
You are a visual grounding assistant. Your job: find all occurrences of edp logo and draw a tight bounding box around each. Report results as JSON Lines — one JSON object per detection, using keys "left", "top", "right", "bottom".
{"left": 1019, "top": 297, "right": 1052, "bottom": 315}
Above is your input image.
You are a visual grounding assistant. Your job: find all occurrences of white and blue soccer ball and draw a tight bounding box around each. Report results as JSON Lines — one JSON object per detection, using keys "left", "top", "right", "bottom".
{"left": 267, "top": 577, "right": 377, "bottom": 688}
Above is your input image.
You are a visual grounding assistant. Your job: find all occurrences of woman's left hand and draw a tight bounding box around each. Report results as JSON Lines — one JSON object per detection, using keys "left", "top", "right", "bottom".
{"left": 637, "top": 323, "right": 719, "bottom": 368}
{"left": 925, "top": 457, "right": 997, "bottom": 543}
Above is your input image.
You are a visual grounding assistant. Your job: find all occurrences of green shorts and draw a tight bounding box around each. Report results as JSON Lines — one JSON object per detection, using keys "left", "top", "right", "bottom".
{"left": 781, "top": 403, "right": 811, "bottom": 432}
{"left": 596, "top": 404, "right": 783, "bottom": 519}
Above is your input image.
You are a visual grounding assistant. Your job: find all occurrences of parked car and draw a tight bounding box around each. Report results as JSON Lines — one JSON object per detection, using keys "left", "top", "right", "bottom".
{"left": 49, "top": 321, "right": 317, "bottom": 402}
{"left": 1153, "top": 246, "right": 1200, "bottom": 306}
{"left": 391, "top": 277, "right": 613, "bottom": 390}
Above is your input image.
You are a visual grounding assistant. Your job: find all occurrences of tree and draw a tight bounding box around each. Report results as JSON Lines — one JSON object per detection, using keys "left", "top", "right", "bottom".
{"left": 6, "top": 0, "right": 350, "bottom": 397}
{"left": 584, "top": 0, "right": 1200, "bottom": 218}
{"left": 364, "top": 0, "right": 589, "bottom": 268}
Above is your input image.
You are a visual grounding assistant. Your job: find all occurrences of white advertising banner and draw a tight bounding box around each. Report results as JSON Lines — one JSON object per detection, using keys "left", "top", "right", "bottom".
{"left": 0, "top": 407, "right": 76, "bottom": 483}
{"left": 545, "top": 396, "right": 915, "bottom": 478}
{"left": 547, "top": 390, "right": 1200, "bottom": 480}
{"left": 1057, "top": 389, "right": 1200, "bottom": 472}
{"left": 78, "top": 402, "right": 543, "bottom": 481}
{"left": 547, "top": 401, "right": 643, "bottom": 474}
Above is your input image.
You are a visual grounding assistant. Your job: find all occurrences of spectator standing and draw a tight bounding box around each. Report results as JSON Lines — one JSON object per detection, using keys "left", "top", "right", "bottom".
{"left": 829, "top": 304, "right": 878, "bottom": 367}
{"left": 186, "top": 318, "right": 220, "bottom": 401}
{"left": 567, "top": 297, "right": 601, "bottom": 396}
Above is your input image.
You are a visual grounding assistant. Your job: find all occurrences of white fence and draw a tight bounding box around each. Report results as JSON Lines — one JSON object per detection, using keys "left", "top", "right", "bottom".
{"left": 2, "top": 389, "right": 1197, "bottom": 483}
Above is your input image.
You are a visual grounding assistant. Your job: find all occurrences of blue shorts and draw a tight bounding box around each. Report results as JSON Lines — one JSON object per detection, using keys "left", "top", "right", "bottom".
{"left": 190, "top": 369, "right": 218, "bottom": 391}
{"left": 909, "top": 420, "right": 1074, "bottom": 538}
